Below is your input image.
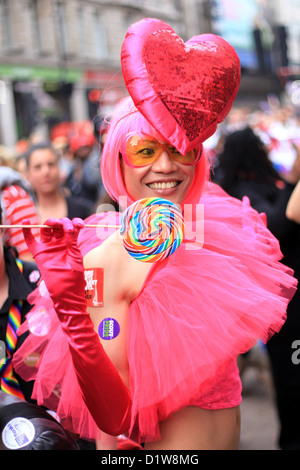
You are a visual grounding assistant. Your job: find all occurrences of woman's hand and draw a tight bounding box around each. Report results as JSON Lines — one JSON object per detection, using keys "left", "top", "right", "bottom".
{"left": 22, "top": 217, "right": 86, "bottom": 312}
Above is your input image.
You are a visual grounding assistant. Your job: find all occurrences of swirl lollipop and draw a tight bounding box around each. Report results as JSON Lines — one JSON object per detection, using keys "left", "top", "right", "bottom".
{"left": 120, "top": 197, "right": 185, "bottom": 262}
{"left": 0, "top": 198, "right": 185, "bottom": 262}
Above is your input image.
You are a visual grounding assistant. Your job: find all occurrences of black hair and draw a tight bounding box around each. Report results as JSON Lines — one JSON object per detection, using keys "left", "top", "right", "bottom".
{"left": 24, "top": 142, "right": 58, "bottom": 167}
{"left": 217, "top": 126, "right": 281, "bottom": 194}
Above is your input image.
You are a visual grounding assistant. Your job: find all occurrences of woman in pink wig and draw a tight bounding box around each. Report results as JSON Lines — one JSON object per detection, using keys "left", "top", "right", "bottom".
{"left": 13, "top": 19, "right": 296, "bottom": 450}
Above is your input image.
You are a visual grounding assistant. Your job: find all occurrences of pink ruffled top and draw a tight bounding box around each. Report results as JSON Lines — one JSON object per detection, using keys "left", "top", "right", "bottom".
{"left": 13, "top": 182, "right": 297, "bottom": 443}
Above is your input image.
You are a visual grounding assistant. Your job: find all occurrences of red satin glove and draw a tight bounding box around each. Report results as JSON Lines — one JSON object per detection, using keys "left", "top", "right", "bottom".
{"left": 22, "top": 218, "right": 132, "bottom": 436}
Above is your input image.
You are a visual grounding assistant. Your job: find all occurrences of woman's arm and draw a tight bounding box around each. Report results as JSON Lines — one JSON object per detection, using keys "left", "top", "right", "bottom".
{"left": 286, "top": 179, "right": 300, "bottom": 223}
{"left": 22, "top": 218, "right": 132, "bottom": 436}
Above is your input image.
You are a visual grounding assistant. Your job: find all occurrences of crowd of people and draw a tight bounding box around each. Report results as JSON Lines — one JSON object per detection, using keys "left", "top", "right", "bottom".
{"left": 0, "top": 16, "right": 300, "bottom": 451}
{"left": 0, "top": 119, "right": 111, "bottom": 259}
{"left": 208, "top": 101, "right": 300, "bottom": 450}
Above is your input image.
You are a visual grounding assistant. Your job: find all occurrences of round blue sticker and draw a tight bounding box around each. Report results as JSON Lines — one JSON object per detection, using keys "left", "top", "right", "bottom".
{"left": 99, "top": 318, "right": 120, "bottom": 340}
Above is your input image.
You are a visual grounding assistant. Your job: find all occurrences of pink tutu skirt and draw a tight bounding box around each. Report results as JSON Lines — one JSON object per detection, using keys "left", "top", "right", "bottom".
{"left": 13, "top": 182, "right": 297, "bottom": 443}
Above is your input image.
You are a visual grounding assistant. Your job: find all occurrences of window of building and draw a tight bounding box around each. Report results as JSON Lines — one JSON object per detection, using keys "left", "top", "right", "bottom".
{"left": 29, "top": 0, "right": 42, "bottom": 55}
{"left": 94, "top": 10, "right": 108, "bottom": 60}
{"left": 0, "top": 0, "right": 12, "bottom": 48}
{"left": 56, "top": 0, "right": 68, "bottom": 59}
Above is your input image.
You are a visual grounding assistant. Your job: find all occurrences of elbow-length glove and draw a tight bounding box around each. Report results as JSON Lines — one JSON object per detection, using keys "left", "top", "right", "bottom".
{"left": 22, "top": 218, "right": 131, "bottom": 436}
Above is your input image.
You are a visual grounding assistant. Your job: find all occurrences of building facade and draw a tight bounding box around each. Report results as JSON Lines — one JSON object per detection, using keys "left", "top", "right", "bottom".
{"left": 0, "top": 0, "right": 186, "bottom": 148}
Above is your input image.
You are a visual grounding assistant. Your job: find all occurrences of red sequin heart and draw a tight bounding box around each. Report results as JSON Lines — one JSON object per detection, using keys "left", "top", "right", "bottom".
{"left": 121, "top": 19, "right": 240, "bottom": 154}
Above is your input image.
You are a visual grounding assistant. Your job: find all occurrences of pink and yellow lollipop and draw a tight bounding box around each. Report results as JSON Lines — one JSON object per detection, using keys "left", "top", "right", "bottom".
{"left": 120, "top": 197, "right": 185, "bottom": 262}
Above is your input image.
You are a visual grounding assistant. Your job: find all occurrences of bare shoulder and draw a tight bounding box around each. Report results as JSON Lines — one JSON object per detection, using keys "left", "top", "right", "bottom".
{"left": 83, "top": 229, "right": 153, "bottom": 303}
{"left": 83, "top": 230, "right": 134, "bottom": 301}
{"left": 83, "top": 230, "right": 124, "bottom": 269}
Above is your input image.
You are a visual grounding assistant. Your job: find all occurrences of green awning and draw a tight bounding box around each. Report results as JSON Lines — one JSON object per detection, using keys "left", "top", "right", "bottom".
{"left": 0, "top": 63, "right": 82, "bottom": 82}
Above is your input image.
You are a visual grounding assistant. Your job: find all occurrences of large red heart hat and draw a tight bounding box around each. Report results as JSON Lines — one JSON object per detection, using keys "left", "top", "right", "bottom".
{"left": 121, "top": 18, "right": 241, "bottom": 155}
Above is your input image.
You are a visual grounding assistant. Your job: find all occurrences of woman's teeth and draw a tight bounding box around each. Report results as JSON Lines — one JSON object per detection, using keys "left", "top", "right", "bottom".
{"left": 147, "top": 181, "right": 179, "bottom": 190}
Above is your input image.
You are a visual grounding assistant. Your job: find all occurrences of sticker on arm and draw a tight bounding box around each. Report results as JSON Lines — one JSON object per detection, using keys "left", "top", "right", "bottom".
{"left": 84, "top": 268, "right": 104, "bottom": 307}
{"left": 99, "top": 318, "right": 120, "bottom": 340}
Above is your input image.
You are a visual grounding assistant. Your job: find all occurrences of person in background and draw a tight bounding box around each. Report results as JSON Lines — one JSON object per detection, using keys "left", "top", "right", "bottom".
{"left": 0, "top": 146, "right": 15, "bottom": 168}
{"left": 14, "top": 154, "right": 28, "bottom": 179}
{"left": 0, "top": 166, "right": 39, "bottom": 262}
{"left": 64, "top": 121, "right": 102, "bottom": 207}
{"left": 214, "top": 126, "right": 300, "bottom": 450}
{"left": 0, "top": 204, "right": 40, "bottom": 402}
{"left": 24, "top": 142, "right": 94, "bottom": 223}
{"left": 286, "top": 178, "right": 300, "bottom": 223}
{"left": 50, "top": 122, "right": 74, "bottom": 185}
{"left": 93, "top": 114, "right": 119, "bottom": 212}
{"left": 0, "top": 145, "right": 39, "bottom": 261}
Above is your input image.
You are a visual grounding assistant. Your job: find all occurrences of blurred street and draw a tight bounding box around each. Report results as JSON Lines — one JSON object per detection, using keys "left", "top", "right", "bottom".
{"left": 238, "top": 344, "right": 280, "bottom": 450}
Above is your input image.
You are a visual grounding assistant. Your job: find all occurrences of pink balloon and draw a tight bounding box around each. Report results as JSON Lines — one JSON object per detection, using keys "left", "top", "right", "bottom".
{"left": 121, "top": 18, "right": 241, "bottom": 155}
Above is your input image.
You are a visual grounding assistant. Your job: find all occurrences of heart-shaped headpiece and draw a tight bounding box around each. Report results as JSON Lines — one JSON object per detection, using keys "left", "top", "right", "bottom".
{"left": 121, "top": 18, "right": 240, "bottom": 154}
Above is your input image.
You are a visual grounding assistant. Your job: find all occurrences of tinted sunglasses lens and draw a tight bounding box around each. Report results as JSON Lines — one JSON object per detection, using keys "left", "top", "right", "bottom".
{"left": 169, "top": 148, "right": 199, "bottom": 164}
{"left": 125, "top": 135, "right": 160, "bottom": 166}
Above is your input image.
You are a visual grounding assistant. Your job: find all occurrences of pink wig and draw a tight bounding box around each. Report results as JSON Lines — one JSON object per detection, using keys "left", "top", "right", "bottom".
{"left": 100, "top": 96, "right": 209, "bottom": 206}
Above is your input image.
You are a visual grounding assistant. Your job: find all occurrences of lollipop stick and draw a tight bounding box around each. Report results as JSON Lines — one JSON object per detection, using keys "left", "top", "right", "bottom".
{"left": 0, "top": 224, "right": 121, "bottom": 229}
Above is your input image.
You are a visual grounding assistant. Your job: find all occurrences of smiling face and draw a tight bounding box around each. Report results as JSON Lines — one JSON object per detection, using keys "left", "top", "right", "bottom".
{"left": 121, "top": 144, "right": 196, "bottom": 205}
{"left": 100, "top": 96, "right": 208, "bottom": 206}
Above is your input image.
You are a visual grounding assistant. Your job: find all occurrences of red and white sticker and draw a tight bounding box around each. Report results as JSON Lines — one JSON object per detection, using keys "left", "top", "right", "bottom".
{"left": 84, "top": 268, "right": 104, "bottom": 307}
